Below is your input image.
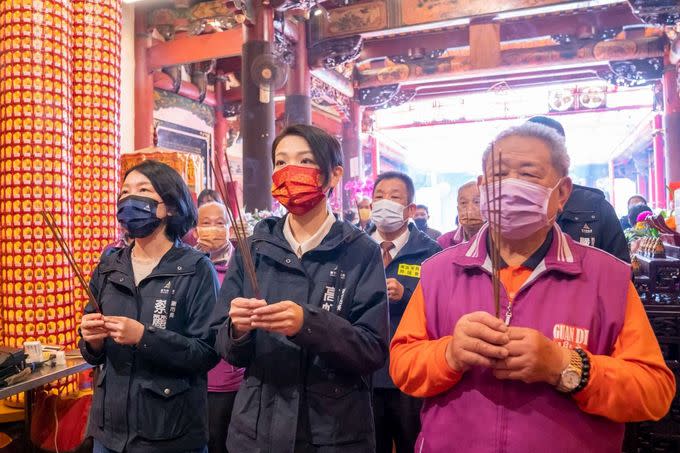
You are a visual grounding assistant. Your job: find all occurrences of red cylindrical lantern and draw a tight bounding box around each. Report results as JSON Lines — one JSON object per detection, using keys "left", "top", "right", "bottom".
{"left": 71, "top": 0, "right": 121, "bottom": 322}
{"left": 0, "top": 0, "right": 80, "bottom": 396}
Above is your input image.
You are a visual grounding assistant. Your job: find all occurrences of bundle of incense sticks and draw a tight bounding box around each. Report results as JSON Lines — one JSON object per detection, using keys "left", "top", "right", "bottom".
{"left": 484, "top": 143, "right": 503, "bottom": 319}
{"left": 210, "top": 156, "right": 261, "bottom": 299}
{"left": 41, "top": 211, "right": 101, "bottom": 313}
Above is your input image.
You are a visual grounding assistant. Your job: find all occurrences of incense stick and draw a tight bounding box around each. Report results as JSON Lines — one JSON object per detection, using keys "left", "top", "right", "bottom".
{"left": 210, "top": 160, "right": 261, "bottom": 299}
{"left": 41, "top": 211, "right": 101, "bottom": 313}
{"left": 485, "top": 143, "right": 502, "bottom": 319}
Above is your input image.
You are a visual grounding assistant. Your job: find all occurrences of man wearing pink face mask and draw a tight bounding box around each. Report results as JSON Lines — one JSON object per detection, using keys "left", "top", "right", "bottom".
{"left": 390, "top": 123, "right": 675, "bottom": 453}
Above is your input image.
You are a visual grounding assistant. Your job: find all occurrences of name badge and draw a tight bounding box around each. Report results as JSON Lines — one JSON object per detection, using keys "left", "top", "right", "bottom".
{"left": 397, "top": 264, "right": 421, "bottom": 278}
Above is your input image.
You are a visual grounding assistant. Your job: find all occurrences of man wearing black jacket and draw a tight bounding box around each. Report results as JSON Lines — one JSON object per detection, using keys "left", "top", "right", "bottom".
{"left": 369, "top": 171, "right": 442, "bottom": 453}
{"left": 527, "top": 116, "right": 630, "bottom": 262}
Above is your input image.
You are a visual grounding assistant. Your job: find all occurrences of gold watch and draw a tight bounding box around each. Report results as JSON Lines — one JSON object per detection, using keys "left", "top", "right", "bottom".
{"left": 556, "top": 349, "right": 583, "bottom": 393}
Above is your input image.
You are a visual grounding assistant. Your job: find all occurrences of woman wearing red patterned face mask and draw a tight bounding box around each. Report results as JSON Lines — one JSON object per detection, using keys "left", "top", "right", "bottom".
{"left": 214, "top": 125, "right": 389, "bottom": 452}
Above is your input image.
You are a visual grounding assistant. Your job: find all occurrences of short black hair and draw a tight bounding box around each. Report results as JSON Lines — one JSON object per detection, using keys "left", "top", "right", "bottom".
{"left": 416, "top": 204, "right": 429, "bottom": 213}
{"left": 628, "top": 204, "right": 652, "bottom": 228}
{"left": 526, "top": 116, "right": 566, "bottom": 138}
{"left": 124, "top": 160, "right": 197, "bottom": 241}
{"left": 271, "top": 124, "right": 343, "bottom": 189}
{"left": 198, "top": 189, "right": 222, "bottom": 207}
{"left": 373, "top": 171, "right": 415, "bottom": 204}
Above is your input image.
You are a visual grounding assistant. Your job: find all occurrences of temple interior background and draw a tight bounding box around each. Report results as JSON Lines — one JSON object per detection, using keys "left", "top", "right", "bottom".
{"left": 0, "top": 0, "right": 680, "bottom": 451}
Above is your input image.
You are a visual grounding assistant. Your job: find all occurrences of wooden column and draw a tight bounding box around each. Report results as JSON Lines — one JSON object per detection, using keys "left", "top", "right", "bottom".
{"left": 469, "top": 21, "right": 501, "bottom": 69}
{"left": 341, "top": 102, "right": 362, "bottom": 209}
{"left": 285, "top": 20, "right": 311, "bottom": 126}
{"left": 134, "top": 8, "right": 154, "bottom": 149}
{"left": 663, "top": 58, "right": 680, "bottom": 195}
{"left": 242, "top": 3, "right": 275, "bottom": 211}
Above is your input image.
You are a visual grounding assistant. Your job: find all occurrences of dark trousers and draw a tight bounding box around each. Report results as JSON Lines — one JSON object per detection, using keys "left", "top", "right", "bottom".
{"left": 208, "top": 391, "right": 237, "bottom": 453}
{"left": 373, "top": 388, "right": 422, "bottom": 453}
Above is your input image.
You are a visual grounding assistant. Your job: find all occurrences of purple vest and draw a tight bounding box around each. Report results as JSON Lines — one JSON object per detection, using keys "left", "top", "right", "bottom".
{"left": 418, "top": 224, "right": 630, "bottom": 453}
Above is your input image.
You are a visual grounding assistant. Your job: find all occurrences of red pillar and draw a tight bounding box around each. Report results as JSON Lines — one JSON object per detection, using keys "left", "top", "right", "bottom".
{"left": 652, "top": 114, "right": 666, "bottom": 208}
{"left": 663, "top": 58, "right": 680, "bottom": 204}
{"left": 214, "top": 78, "right": 228, "bottom": 182}
{"left": 241, "top": 3, "right": 275, "bottom": 211}
{"left": 134, "top": 8, "right": 154, "bottom": 150}
{"left": 285, "top": 20, "right": 311, "bottom": 126}
{"left": 636, "top": 172, "right": 648, "bottom": 201}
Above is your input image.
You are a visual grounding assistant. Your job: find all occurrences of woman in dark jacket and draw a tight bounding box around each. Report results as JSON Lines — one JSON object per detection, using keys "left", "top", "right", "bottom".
{"left": 214, "top": 124, "right": 389, "bottom": 452}
{"left": 79, "top": 160, "right": 220, "bottom": 453}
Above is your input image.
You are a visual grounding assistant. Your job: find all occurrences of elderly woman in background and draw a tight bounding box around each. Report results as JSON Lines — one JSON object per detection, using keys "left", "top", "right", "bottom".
{"left": 196, "top": 201, "right": 243, "bottom": 453}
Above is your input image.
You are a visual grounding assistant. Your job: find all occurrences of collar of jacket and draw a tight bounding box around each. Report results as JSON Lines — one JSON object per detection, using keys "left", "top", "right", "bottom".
{"left": 251, "top": 215, "right": 365, "bottom": 254}
{"left": 452, "top": 223, "right": 583, "bottom": 278}
{"left": 558, "top": 184, "right": 604, "bottom": 220}
{"left": 98, "top": 239, "right": 204, "bottom": 278}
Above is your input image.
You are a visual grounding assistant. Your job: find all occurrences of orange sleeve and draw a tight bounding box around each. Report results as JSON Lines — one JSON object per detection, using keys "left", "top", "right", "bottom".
{"left": 389, "top": 282, "right": 462, "bottom": 398}
{"left": 573, "top": 282, "right": 676, "bottom": 422}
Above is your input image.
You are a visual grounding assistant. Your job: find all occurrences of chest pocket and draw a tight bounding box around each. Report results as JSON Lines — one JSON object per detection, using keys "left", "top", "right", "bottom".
{"left": 139, "top": 276, "right": 189, "bottom": 333}
{"left": 560, "top": 211, "right": 600, "bottom": 246}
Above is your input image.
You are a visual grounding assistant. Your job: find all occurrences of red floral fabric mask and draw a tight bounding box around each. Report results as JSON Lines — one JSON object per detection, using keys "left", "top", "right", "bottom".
{"left": 271, "top": 165, "right": 326, "bottom": 215}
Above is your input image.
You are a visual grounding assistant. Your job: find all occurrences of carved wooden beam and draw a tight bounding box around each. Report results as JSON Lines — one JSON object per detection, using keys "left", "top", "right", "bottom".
{"left": 357, "top": 36, "right": 665, "bottom": 88}
{"left": 147, "top": 27, "right": 243, "bottom": 70}
{"left": 316, "top": 0, "right": 587, "bottom": 40}
{"left": 310, "top": 68, "right": 354, "bottom": 97}
{"left": 360, "top": 3, "right": 638, "bottom": 61}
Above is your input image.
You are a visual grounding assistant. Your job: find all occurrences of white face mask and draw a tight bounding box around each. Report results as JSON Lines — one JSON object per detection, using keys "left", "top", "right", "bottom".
{"left": 371, "top": 199, "right": 407, "bottom": 233}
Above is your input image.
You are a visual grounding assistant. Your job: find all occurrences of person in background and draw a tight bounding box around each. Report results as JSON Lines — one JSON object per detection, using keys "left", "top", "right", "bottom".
{"left": 196, "top": 201, "right": 241, "bottom": 453}
{"left": 344, "top": 209, "right": 357, "bottom": 224}
{"left": 390, "top": 123, "right": 675, "bottom": 453}
{"left": 620, "top": 195, "right": 648, "bottom": 229}
{"left": 213, "top": 124, "right": 388, "bottom": 452}
{"left": 627, "top": 204, "right": 653, "bottom": 230}
{"left": 80, "top": 160, "right": 219, "bottom": 453}
{"left": 184, "top": 189, "right": 225, "bottom": 247}
{"left": 414, "top": 204, "right": 442, "bottom": 240}
{"left": 527, "top": 116, "right": 630, "bottom": 262}
{"left": 369, "top": 172, "right": 441, "bottom": 453}
{"left": 356, "top": 197, "right": 373, "bottom": 232}
{"left": 198, "top": 189, "right": 223, "bottom": 207}
{"left": 437, "top": 182, "right": 484, "bottom": 249}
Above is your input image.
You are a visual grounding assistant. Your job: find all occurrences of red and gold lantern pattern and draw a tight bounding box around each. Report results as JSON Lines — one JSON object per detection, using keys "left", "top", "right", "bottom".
{"left": 72, "top": 0, "right": 121, "bottom": 322}
{"left": 0, "top": 0, "right": 78, "bottom": 360}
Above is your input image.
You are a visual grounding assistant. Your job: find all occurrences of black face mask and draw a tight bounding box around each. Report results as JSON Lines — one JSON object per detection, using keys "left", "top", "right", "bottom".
{"left": 117, "top": 195, "right": 163, "bottom": 239}
{"left": 414, "top": 217, "right": 428, "bottom": 231}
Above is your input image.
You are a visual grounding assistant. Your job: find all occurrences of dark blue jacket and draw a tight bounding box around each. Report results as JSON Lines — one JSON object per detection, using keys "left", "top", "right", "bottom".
{"left": 557, "top": 185, "right": 630, "bottom": 263}
{"left": 370, "top": 223, "right": 442, "bottom": 388}
{"left": 80, "top": 242, "right": 220, "bottom": 453}
{"left": 213, "top": 216, "right": 389, "bottom": 452}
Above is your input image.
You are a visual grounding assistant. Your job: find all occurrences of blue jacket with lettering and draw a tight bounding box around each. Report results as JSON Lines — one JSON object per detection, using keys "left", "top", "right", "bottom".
{"left": 369, "top": 222, "right": 442, "bottom": 388}
{"left": 79, "top": 242, "right": 220, "bottom": 453}
{"left": 213, "top": 216, "right": 389, "bottom": 452}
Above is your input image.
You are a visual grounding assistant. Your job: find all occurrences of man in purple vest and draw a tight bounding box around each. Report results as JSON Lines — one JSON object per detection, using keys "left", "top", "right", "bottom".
{"left": 437, "top": 181, "right": 484, "bottom": 249}
{"left": 390, "top": 122, "right": 675, "bottom": 452}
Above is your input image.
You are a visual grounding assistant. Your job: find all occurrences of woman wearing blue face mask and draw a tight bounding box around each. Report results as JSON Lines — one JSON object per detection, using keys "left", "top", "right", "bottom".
{"left": 79, "top": 160, "right": 220, "bottom": 453}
